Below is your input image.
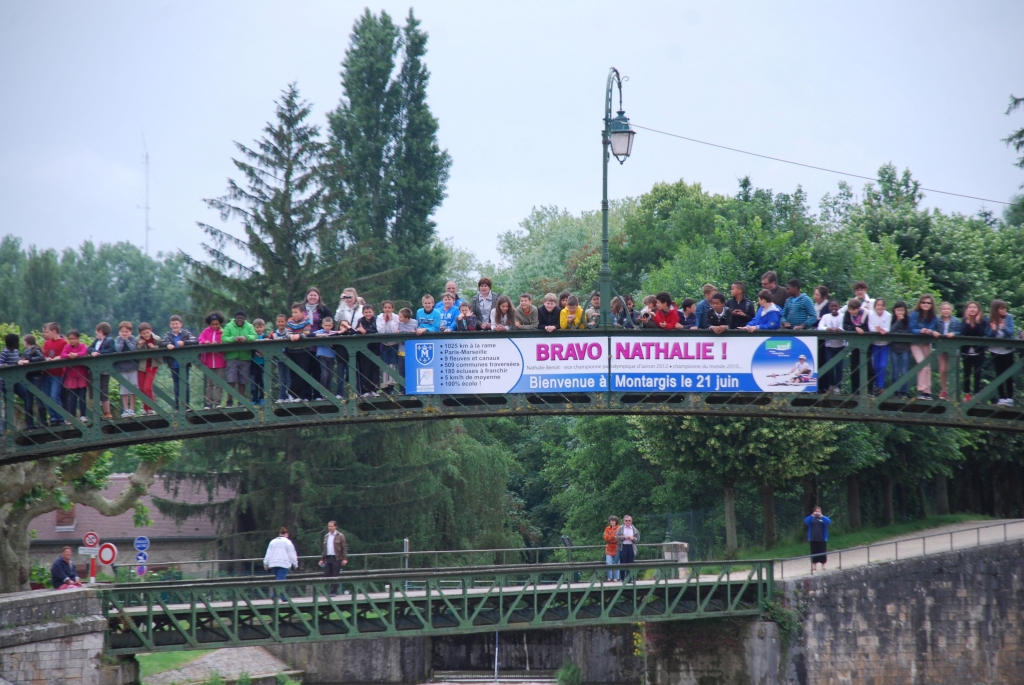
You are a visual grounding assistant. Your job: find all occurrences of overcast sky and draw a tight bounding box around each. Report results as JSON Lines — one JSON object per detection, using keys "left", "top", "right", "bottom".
{"left": 1, "top": 1, "right": 1021, "bottom": 268}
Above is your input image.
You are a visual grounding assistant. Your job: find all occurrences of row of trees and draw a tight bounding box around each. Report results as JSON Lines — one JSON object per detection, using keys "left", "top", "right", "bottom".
{"left": 491, "top": 170, "right": 1024, "bottom": 555}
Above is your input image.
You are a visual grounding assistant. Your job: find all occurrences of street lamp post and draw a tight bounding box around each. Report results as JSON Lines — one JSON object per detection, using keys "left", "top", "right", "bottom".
{"left": 599, "top": 68, "right": 636, "bottom": 328}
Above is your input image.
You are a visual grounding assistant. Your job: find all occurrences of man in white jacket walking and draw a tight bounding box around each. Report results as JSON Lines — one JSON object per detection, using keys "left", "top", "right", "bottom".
{"left": 264, "top": 527, "right": 299, "bottom": 599}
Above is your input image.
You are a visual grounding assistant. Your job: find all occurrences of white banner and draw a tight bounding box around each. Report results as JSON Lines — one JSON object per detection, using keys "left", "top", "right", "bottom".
{"left": 405, "top": 335, "right": 817, "bottom": 395}
{"left": 610, "top": 336, "right": 817, "bottom": 393}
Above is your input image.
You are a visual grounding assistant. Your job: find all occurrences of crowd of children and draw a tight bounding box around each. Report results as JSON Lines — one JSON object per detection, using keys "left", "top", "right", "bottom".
{"left": 1, "top": 272, "right": 1023, "bottom": 428}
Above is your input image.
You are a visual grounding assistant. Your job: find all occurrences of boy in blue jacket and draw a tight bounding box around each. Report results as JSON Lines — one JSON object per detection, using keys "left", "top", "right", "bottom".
{"left": 743, "top": 290, "right": 782, "bottom": 331}
{"left": 804, "top": 506, "right": 832, "bottom": 571}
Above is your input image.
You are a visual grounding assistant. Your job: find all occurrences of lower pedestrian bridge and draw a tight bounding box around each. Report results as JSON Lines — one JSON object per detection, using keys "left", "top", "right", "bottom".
{"left": 101, "top": 558, "right": 771, "bottom": 654}
{"left": 3, "top": 330, "right": 1024, "bottom": 465}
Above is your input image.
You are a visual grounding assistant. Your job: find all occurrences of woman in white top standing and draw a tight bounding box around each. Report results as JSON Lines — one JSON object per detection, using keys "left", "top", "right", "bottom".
{"left": 867, "top": 298, "right": 892, "bottom": 395}
{"left": 263, "top": 526, "right": 299, "bottom": 599}
{"left": 817, "top": 300, "right": 846, "bottom": 394}
{"left": 334, "top": 288, "right": 361, "bottom": 392}
{"left": 376, "top": 300, "right": 400, "bottom": 393}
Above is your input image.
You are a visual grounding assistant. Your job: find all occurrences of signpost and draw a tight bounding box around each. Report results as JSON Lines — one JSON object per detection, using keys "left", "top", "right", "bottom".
{"left": 135, "top": 552, "right": 148, "bottom": 564}
{"left": 82, "top": 532, "right": 99, "bottom": 583}
{"left": 133, "top": 536, "right": 150, "bottom": 553}
{"left": 97, "top": 543, "right": 118, "bottom": 566}
{"left": 136, "top": 566, "right": 147, "bottom": 577}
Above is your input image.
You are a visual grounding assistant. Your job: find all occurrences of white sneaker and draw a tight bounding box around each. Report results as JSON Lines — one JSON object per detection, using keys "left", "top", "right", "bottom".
{"left": 276, "top": 399, "right": 285, "bottom": 404}
{"left": 996, "top": 398, "right": 1009, "bottom": 406}
{"left": 336, "top": 395, "right": 344, "bottom": 399}
{"left": 120, "top": 411, "right": 131, "bottom": 418}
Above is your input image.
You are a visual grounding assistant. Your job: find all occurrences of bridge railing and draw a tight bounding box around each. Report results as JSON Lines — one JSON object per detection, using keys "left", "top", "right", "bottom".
{"left": 113, "top": 541, "right": 670, "bottom": 582}
{"left": 777, "top": 518, "right": 1024, "bottom": 579}
{"left": 4, "top": 330, "right": 1024, "bottom": 464}
{"left": 101, "top": 557, "right": 774, "bottom": 653}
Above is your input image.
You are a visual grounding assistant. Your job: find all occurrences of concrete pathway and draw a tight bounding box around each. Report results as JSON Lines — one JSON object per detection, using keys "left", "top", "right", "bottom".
{"left": 144, "top": 646, "right": 296, "bottom": 685}
{"left": 774, "top": 518, "right": 1024, "bottom": 580}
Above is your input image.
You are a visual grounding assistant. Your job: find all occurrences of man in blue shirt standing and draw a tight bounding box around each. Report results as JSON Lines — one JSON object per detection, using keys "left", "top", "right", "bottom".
{"left": 804, "top": 506, "right": 832, "bottom": 571}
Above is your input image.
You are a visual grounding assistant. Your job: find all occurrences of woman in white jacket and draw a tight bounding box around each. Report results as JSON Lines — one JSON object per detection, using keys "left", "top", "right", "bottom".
{"left": 263, "top": 526, "right": 299, "bottom": 588}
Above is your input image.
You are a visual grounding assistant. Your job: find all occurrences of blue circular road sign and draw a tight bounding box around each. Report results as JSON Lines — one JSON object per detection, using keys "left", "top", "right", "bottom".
{"left": 135, "top": 552, "right": 148, "bottom": 563}
{"left": 133, "top": 536, "right": 150, "bottom": 552}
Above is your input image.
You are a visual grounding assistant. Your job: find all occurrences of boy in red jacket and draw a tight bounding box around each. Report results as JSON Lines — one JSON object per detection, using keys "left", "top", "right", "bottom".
{"left": 41, "top": 323, "right": 68, "bottom": 426}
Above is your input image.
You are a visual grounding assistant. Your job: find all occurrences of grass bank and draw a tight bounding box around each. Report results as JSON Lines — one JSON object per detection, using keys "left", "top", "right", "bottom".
{"left": 137, "top": 649, "right": 213, "bottom": 679}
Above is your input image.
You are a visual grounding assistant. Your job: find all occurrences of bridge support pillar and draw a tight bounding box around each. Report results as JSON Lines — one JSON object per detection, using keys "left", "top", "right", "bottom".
{"left": 264, "top": 636, "right": 430, "bottom": 684}
{"left": 644, "top": 619, "right": 780, "bottom": 685}
{"left": 0, "top": 588, "right": 138, "bottom": 685}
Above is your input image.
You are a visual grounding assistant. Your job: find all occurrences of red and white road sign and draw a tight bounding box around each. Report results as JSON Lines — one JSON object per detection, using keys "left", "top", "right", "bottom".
{"left": 82, "top": 531, "right": 99, "bottom": 548}
{"left": 97, "top": 543, "right": 118, "bottom": 566}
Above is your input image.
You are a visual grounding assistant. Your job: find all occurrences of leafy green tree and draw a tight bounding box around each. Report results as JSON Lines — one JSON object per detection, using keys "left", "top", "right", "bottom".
{"left": 638, "top": 416, "right": 835, "bottom": 552}
{"left": 494, "top": 202, "right": 634, "bottom": 298}
{"left": 323, "top": 9, "right": 451, "bottom": 303}
{"left": 0, "top": 442, "right": 179, "bottom": 593}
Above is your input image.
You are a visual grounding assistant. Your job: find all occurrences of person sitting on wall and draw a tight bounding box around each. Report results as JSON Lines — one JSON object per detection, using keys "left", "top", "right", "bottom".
{"left": 51, "top": 546, "right": 82, "bottom": 589}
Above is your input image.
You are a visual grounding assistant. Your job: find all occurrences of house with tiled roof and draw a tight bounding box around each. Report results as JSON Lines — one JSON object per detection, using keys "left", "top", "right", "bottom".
{"left": 30, "top": 474, "right": 233, "bottom": 576}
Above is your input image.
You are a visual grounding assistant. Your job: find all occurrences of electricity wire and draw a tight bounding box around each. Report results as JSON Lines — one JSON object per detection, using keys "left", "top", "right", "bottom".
{"left": 632, "top": 123, "right": 1011, "bottom": 206}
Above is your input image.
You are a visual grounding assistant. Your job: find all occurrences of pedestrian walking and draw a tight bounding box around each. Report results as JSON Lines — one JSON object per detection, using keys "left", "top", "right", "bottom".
{"left": 804, "top": 506, "right": 832, "bottom": 571}
{"left": 263, "top": 526, "right": 298, "bottom": 600}
{"left": 319, "top": 520, "right": 348, "bottom": 595}
{"left": 615, "top": 515, "right": 640, "bottom": 583}
{"left": 603, "top": 515, "right": 620, "bottom": 581}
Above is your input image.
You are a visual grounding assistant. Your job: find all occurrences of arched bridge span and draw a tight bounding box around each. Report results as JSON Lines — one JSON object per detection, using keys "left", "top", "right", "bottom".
{"left": 2, "top": 330, "right": 1023, "bottom": 465}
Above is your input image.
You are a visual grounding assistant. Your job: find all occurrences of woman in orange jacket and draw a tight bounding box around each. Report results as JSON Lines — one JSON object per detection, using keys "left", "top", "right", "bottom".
{"left": 603, "top": 515, "right": 620, "bottom": 581}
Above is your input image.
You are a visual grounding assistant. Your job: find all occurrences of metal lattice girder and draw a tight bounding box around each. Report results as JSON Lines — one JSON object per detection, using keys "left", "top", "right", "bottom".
{"left": 101, "top": 559, "right": 773, "bottom": 654}
{"left": 3, "top": 331, "right": 1024, "bottom": 465}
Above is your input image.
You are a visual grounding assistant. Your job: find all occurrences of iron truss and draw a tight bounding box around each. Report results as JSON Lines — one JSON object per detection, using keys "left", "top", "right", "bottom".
{"left": 3, "top": 331, "right": 1024, "bottom": 465}
{"left": 101, "top": 559, "right": 772, "bottom": 654}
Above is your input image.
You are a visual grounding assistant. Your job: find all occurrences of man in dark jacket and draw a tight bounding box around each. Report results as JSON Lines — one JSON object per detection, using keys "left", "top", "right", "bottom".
{"left": 320, "top": 521, "right": 348, "bottom": 595}
{"left": 761, "top": 271, "right": 789, "bottom": 308}
{"left": 725, "top": 282, "right": 755, "bottom": 330}
{"left": 51, "top": 547, "right": 82, "bottom": 589}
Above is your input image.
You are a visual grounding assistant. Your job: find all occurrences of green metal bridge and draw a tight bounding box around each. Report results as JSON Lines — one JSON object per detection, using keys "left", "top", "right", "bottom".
{"left": 101, "top": 558, "right": 772, "bottom": 654}
{"left": 3, "top": 330, "right": 1024, "bottom": 465}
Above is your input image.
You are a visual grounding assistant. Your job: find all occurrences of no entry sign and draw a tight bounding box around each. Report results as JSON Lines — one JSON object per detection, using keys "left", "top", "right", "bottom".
{"left": 97, "top": 543, "right": 118, "bottom": 566}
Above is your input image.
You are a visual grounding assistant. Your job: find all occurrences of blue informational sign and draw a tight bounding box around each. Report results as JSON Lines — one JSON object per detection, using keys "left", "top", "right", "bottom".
{"left": 404, "top": 335, "right": 818, "bottom": 395}
{"left": 405, "top": 337, "right": 608, "bottom": 395}
{"left": 135, "top": 552, "right": 148, "bottom": 563}
{"left": 133, "top": 536, "right": 150, "bottom": 552}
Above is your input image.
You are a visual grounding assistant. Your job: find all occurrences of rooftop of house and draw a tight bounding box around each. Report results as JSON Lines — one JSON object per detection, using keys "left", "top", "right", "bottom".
{"left": 30, "top": 474, "right": 233, "bottom": 543}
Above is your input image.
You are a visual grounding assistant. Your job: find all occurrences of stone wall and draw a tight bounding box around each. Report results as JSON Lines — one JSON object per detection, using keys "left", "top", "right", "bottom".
{"left": 0, "top": 588, "right": 137, "bottom": 685}
{"left": 644, "top": 619, "right": 780, "bottom": 685}
{"left": 265, "top": 637, "right": 430, "bottom": 684}
{"left": 782, "top": 538, "right": 1024, "bottom": 685}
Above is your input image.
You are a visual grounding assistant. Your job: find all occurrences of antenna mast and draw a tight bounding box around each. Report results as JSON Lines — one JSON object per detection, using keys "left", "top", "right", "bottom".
{"left": 142, "top": 131, "right": 151, "bottom": 255}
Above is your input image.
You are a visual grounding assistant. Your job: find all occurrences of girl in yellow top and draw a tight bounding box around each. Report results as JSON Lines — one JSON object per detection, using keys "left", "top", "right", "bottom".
{"left": 560, "top": 295, "right": 587, "bottom": 330}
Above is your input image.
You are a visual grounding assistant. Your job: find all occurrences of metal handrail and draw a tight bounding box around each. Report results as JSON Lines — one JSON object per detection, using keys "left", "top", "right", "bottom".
{"left": 5, "top": 330, "right": 1024, "bottom": 465}
{"left": 777, "top": 518, "right": 1024, "bottom": 579}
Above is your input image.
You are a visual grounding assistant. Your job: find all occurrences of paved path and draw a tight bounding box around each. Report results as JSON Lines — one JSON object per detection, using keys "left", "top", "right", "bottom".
{"left": 144, "top": 646, "right": 295, "bottom": 685}
{"left": 775, "top": 518, "right": 1024, "bottom": 580}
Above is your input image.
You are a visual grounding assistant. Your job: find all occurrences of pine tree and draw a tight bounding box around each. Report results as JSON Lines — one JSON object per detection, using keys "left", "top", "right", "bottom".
{"left": 323, "top": 9, "right": 451, "bottom": 304}
{"left": 190, "top": 83, "right": 332, "bottom": 319}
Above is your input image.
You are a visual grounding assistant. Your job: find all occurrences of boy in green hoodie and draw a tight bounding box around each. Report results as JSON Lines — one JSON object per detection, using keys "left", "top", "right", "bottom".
{"left": 222, "top": 310, "right": 258, "bottom": 405}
